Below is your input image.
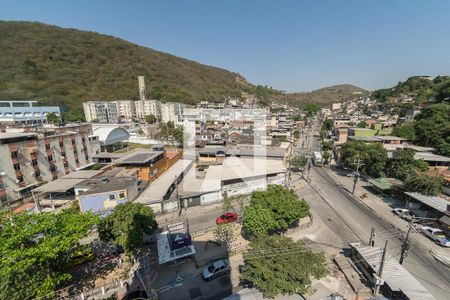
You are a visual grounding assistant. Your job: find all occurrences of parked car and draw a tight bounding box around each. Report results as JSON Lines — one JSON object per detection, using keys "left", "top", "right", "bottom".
{"left": 421, "top": 226, "right": 450, "bottom": 247}
{"left": 392, "top": 208, "right": 415, "bottom": 221}
{"left": 216, "top": 212, "right": 238, "bottom": 225}
{"left": 201, "top": 259, "right": 230, "bottom": 280}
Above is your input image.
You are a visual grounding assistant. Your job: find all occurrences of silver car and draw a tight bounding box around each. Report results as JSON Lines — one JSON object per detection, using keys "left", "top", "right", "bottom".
{"left": 201, "top": 259, "right": 230, "bottom": 281}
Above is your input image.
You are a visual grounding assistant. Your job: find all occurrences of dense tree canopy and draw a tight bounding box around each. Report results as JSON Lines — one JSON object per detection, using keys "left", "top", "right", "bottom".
{"left": 405, "top": 172, "right": 443, "bottom": 196}
{"left": 0, "top": 210, "right": 99, "bottom": 300}
{"left": 241, "top": 235, "right": 328, "bottom": 298}
{"left": 243, "top": 185, "right": 309, "bottom": 237}
{"left": 98, "top": 202, "right": 157, "bottom": 256}
{"left": 290, "top": 155, "right": 307, "bottom": 170}
{"left": 339, "top": 141, "right": 388, "bottom": 176}
{"left": 391, "top": 124, "right": 416, "bottom": 141}
{"left": 145, "top": 114, "right": 157, "bottom": 124}
{"left": 386, "top": 149, "right": 428, "bottom": 180}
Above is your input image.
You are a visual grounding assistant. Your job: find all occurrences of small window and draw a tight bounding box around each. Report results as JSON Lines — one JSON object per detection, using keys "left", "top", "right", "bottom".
{"left": 47, "top": 155, "right": 53, "bottom": 162}
{"left": 13, "top": 164, "right": 21, "bottom": 171}
{"left": 17, "top": 176, "right": 24, "bottom": 183}
{"left": 11, "top": 151, "right": 18, "bottom": 158}
{"left": 75, "top": 159, "right": 79, "bottom": 164}
{"left": 59, "top": 142, "right": 64, "bottom": 148}
{"left": 31, "top": 159, "right": 38, "bottom": 166}
{"left": 109, "top": 194, "right": 115, "bottom": 200}
{"left": 119, "top": 192, "right": 125, "bottom": 199}
{"left": 45, "top": 144, "right": 51, "bottom": 151}
{"left": 63, "top": 161, "right": 69, "bottom": 168}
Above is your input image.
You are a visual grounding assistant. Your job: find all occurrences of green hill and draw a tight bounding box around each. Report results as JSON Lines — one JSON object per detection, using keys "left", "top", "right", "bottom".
{"left": 0, "top": 21, "right": 367, "bottom": 120}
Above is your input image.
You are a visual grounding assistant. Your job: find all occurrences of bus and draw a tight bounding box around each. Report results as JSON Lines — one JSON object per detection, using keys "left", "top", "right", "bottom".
{"left": 313, "top": 151, "right": 323, "bottom": 167}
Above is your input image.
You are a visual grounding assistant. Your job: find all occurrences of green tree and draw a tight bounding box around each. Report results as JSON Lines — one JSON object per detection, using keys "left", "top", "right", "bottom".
{"left": 386, "top": 149, "right": 429, "bottom": 180}
{"left": 46, "top": 112, "right": 60, "bottom": 125}
{"left": 405, "top": 172, "right": 443, "bottom": 196}
{"left": 339, "top": 141, "right": 387, "bottom": 176}
{"left": 322, "top": 151, "right": 331, "bottom": 166}
{"left": 293, "top": 129, "right": 300, "bottom": 139}
{"left": 243, "top": 185, "right": 309, "bottom": 237}
{"left": 304, "top": 104, "right": 320, "bottom": 117}
{"left": 172, "top": 127, "right": 184, "bottom": 146}
{"left": 213, "top": 223, "right": 238, "bottom": 248}
{"left": 290, "top": 155, "right": 307, "bottom": 170}
{"left": 391, "top": 124, "right": 416, "bottom": 141}
{"left": 321, "top": 141, "right": 332, "bottom": 152}
{"left": 414, "top": 103, "right": 450, "bottom": 152}
{"left": 0, "top": 211, "right": 99, "bottom": 300}
{"left": 241, "top": 235, "right": 328, "bottom": 298}
{"left": 98, "top": 202, "right": 157, "bottom": 256}
{"left": 322, "top": 119, "right": 333, "bottom": 132}
{"left": 243, "top": 205, "right": 278, "bottom": 237}
{"left": 357, "top": 121, "right": 367, "bottom": 128}
{"left": 145, "top": 114, "right": 157, "bottom": 124}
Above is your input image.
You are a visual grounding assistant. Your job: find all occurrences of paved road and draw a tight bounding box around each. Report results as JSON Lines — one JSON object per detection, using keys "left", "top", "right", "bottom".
{"left": 298, "top": 119, "right": 450, "bottom": 300}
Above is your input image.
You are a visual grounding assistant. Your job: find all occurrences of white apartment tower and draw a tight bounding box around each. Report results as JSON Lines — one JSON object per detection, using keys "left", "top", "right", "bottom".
{"left": 161, "top": 102, "right": 185, "bottom": 124}
{"left": 135, "top": 100, "right": 161, "bottom": 120}
{"left": 138, "top": 76, "right": 147, "bottom": 101}
{"left": 83, "top": 101, "right": 119, "bottom": 123}
{"left": 116, "top": 100, "right": 136, "bottom": 120}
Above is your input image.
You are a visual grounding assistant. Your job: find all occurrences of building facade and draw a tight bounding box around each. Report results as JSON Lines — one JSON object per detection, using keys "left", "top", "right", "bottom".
{"left": 83, "top": 101, "right": 119, "bottom": 123}
{"left": 116, "top": 100, "right": 136, "bottom": 120}
{"left": 135, "top": 99, "right": 161, "bottom": 120}
{"left": 0, "top": 100, "right": 60, "bottom": 124}
{"left": 161, "top": 102, "right": 185, "bottom": 124}
{"left": 0, "top": 124, "right": 95, "bottom": 207}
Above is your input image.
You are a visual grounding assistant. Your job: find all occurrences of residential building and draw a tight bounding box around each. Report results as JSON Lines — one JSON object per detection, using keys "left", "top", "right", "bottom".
{"left": 405, "top": 109, "right": 421, "bottom": 123}
{"left": 115, "top": 100, "right": 136, "bottom": 120}
{"left": 135, "top": 99, "right": 161, "bottom": 119}
{"left": 161, "top": 102, "right": 185, "bottom": 124}
{"left": 0, "top": 124, "right": 95, "bottom": 206}
{"left": 76, "top": 176, "right": 138, "bottom": 215}
{"left": 83, "top": 101, "right": 119, "bottom": 123}
{"left": 0, "top": 100, "right": 60, "bottom": 124}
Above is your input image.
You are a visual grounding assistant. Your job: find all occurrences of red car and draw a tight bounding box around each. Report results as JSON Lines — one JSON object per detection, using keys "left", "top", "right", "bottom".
{"left": 216, "top": 212, "right": 238, "bottom": 225}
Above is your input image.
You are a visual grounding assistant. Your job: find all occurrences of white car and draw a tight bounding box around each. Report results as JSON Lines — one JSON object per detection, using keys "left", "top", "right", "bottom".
{"left": 421, "top": 226, "right": 450, "bottom": 247}
{"left": 201, "top": 259, "right": 230, "bottom": 281}
{"left": 393, "top": 208, "right": 414, "bottom": 221}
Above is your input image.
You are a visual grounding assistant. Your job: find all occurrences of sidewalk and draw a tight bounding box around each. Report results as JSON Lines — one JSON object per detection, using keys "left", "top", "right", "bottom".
{"left": 326, "top": 167, "right": 450, "bottom": 266}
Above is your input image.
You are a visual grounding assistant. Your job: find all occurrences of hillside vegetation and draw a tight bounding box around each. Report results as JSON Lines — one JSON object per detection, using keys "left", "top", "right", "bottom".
{"left": 0, "top": 21, "right": 365, "bottom": 120}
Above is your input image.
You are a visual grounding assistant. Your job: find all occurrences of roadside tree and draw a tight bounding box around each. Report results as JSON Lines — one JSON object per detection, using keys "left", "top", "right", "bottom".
{"left": 241, "top": 234, "right": 328, "bottom": 298}
{"left": 0, "top": 210, "right": 99, "bottom": 300}
{"left": 145, "top": 114, "right": 157, "bottom": 124}
{"left": 98, "top": 202, "right": 158, "bottom": 256}
{"left": 386, "top": 148, "right": 428, "bottom": 180}
{"left": 213, "top": 223, "right": 239, "bottom": 249}
{"left": 404, "top": 172, "right": 443, "bottom": 196}
{"left": 290, "top": 155, "right": 307, "bottom": 170}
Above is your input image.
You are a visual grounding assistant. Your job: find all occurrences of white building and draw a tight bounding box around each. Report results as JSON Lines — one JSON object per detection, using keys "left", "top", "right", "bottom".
{"left": 135, "top": 100, "right": 161, "bottom": 120}
{"left": 83, "top": 101, "right": 119, "bottom": 123}
{"left": 0, "top": 100, "right": 60, "bottom": 124}
{"left": 161, "top": 102, "right": 185, "bottom": 124}
{"left": 115, "top": 100, "right": 136, "bottom": 120}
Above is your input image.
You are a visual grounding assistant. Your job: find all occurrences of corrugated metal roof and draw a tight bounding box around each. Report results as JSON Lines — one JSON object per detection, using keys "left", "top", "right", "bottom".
{"left": 352, "top": 243, "right": 434, "bottom": 300}
{"left": 405, "top": 192, "right": 450, "bottom": 214}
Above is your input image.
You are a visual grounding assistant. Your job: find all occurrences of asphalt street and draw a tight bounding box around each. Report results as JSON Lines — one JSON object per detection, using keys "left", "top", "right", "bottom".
{"left": 297, "top": 119, "right": 450, "bottom": 300}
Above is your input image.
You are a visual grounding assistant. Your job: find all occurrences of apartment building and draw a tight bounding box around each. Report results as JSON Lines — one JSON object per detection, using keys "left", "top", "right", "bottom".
{"left": 135, "top": 99, "right": 161, "bottom": 119}
{"left": 0, "top": 124, "right": 95, "bottom": 207}
{"left": 83, "top": 101, "right": 119, "bottom": 123}
{"left": 116, "top": 100, "right": 136, "bottom": 120}
{"left": 0, "top": 100, "right": 60, "bottom": 124}
{"left": 161, "top": 102, "right": 185, "bottom": 124}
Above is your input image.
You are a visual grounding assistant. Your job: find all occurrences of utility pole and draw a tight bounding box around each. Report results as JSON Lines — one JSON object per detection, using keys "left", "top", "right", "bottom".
{"left": 378, "top": 240, "right": 388, "bottom": 278}
{"left": 369, "top": 227, "right": 375, "bottom": 247}
{"left": 351, "top": 157, "right": 364, "bottom": 195}
{"left": 399, "top": 218, "right": 414, "bottom": 264}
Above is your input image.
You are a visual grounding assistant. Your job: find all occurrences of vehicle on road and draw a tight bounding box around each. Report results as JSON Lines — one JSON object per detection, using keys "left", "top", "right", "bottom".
{"left": 312, "top": 151, "right": 323, "bottom": 167}
{"left": 420, "top": 226, "right": 450, "bottom": 247}
{"left": 216, "top": 212, "right": 238, "bottom": 225}
{"left": 201, "top": 259, "right": 230, "bottom": 280}
{"left": 393, "top": 208, "right": 415, "bottom": 221}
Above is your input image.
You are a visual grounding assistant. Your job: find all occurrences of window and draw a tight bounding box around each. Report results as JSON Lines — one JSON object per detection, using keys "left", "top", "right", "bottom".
{"left": 45, "top": 144, "right": 51, "bottom": 151}
{"left": 59, "top": 141, "right": 64, "bottom": 148}
{"left": 71, "top": 140, "right": 76, "bottom": 145}
{"left": 13, "top": 164, "right": 21, "bottom": 171}
{"left": 119, "top": 192, "right": 125, "bottom": 199}
{"left": 74, "top": 149, "right": 78, "bottom": 155}
{"left": 63, "top": 161, "right": 69, "bottom": 168}
{"left": 52, "top": 175, "right": 58, "bottom": 180}
{"left": 50, "top": 166, "right": 57, "bottom": 172}
{"left": 75, "top": 159, "right": 79, "bottom": 164}
{"left": 109, "top": 194, "right": 115, "bottom": 200}
{"left": 82, "top": 137, "right": 86, "bottom": 143}
{"left": 0, "top": 183, "right": 4, "bottom": 190}
{"left": 31, "top": 159, "right": 38, "bottom": 166}
{"left": 47, "top": 155, "right": 53, "bottom": 162}
{"left": 10, "top": 151, "right": 18, "bottom": 158}
{"left": 34, "top": 171, "right": 41, "bottom": 177}
{"left": 0, "top": 196, "right": 7, "bottom": 204}
{"left": 16, "top": 176, "right": 24, "bottom": 183}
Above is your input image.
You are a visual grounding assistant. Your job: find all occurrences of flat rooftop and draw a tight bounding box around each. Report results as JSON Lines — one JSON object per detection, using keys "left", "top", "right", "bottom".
{"left": 77, "top": 177, "right": 136, "bottom": 196}
{"left": 33, "top": 170, "right": 104, "bottom": 194}
{"left": 117, "top": 149, "right": 164, "bottom": 165}
{"left": 0, "top": 132, "right": 37, "bottom": 140}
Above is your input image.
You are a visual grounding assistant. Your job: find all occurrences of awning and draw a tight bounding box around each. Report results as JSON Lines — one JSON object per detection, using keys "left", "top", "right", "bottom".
{"left": 405, "top": 192, "right": 450, "bottom": 214}
{"left": 14, "top": 183, "right": 38, "bottom": 193}
{"left": 369, "top": 177, "right": 403, "bottom": 191}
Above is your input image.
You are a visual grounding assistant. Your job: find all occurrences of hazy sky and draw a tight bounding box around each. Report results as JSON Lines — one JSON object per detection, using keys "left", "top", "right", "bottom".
{"left": 1, "top": 0, "right": 450, "bottom": 92}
